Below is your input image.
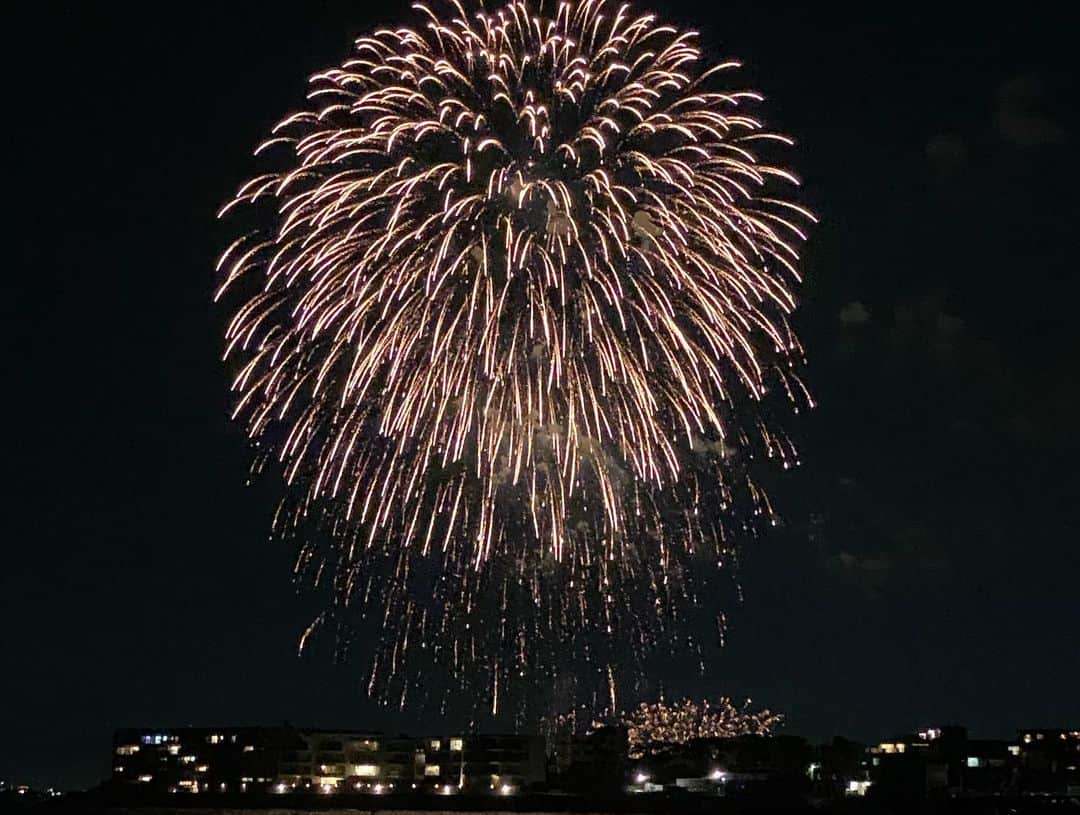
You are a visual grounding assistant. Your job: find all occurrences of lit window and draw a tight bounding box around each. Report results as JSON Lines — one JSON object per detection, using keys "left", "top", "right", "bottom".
{"left": 195, "top": 764, "right": 209, "bottom": 773}
{"left": 208, "top": 734, "right": 223, "bottom": 744}
{"left": 180, "top": 755, "right": 196, "bottom": 764}
{"left": 450, "top": 738, "right": 464, "bottom": 752}
{"left": 966, "top": 757, "right": 981, "bottom": 768}
{"left": 1008, "top": 746, "right": 1021, "bottom": 756}
{"left": 243, "top": 745, "right": 255, "bottom": 753}
{"left": 430, "top": 739, "right": 441, "bottom": 751}
{"left": 424, "top": 765, "right": 440, "bottom": 776}
{"left": 354, "top": 764, "right": 378, "bottom": 777}
{"left": 846, "top": 780, "right": 872, "bottom": 797}
{"left": 138, "top": 775, "right": 153, "bottom": 783}
{"left": 116, "top": 745, "right": 140, "bottom": 755}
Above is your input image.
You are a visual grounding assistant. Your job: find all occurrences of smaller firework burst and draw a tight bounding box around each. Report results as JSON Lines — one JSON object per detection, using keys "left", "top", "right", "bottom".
{"left": 609, "top": 698, "right": 783, "bottom": 758}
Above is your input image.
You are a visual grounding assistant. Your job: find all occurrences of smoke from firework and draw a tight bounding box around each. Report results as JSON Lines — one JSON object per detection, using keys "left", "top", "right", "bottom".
{"left": 217, "top": 0, "right": 812, "bottom": 720}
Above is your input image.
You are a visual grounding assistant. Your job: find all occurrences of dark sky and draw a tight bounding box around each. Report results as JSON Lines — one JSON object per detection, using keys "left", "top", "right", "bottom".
{"left": 7, "top": 0, "right": 1078, "bottom": 792}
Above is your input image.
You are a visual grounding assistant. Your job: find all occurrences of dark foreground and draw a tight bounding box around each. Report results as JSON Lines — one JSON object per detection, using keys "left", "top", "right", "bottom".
{"left": 8, "top": 789, "right": 1079, "bottom": 815}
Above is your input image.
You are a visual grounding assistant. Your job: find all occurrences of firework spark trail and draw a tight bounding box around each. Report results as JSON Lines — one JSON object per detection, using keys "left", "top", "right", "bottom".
{"left": 218, "top": 0, "right": 813, "bottom": 720}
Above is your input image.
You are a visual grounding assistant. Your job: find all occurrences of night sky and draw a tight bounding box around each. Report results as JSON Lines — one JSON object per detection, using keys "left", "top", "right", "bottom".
{"left": 7, "top": 0, "right": 1078, "bottom": 791}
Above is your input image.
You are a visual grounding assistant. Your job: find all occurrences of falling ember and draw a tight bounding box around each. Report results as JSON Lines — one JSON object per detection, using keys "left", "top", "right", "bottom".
{"left": 217, "top": 0, "right": 813, "bottom": 719}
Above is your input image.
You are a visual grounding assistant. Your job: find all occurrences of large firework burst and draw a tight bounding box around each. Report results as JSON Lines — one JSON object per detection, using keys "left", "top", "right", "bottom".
{"left": 217, "top": 0, "right": 812, "bottom": 720}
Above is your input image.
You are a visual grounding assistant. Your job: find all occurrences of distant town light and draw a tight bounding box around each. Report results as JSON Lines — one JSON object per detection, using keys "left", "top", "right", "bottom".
{"left": 710, "top": 768, "right": 727, "bottom": 781}
{"left": 846, "top": 780, "right": 872, "bottom": 797}
{"left": 499, "top": 783, "right": 514, "bottom": 795}
{"left": 634, "top": 772, "right": 649, "bottom": 784}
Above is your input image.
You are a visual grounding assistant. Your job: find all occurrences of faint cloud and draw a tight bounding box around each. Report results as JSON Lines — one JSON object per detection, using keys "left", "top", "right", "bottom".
{"left": 1005, "top": 386, "right": 1080, "bottom": 441}
{"left": 1007, "top": 414, "right": 1039, "bottom": 439}
{"left": 892, "top": 293, "right": 1007, "bottom": 383}
{"left": 994, "top": 75, "right": 1066, "bottom": 147}
{"left": 807, "top": 489, "right": 953, "bottom": 601}
{"left": 836, "top": 551, "right": 891, "bottom": 574}
{"left": 838, "top": 301, "right": 871, "bottom": 326}
{"left": 926, "top": 132, "right": 968, "bottom": 169}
